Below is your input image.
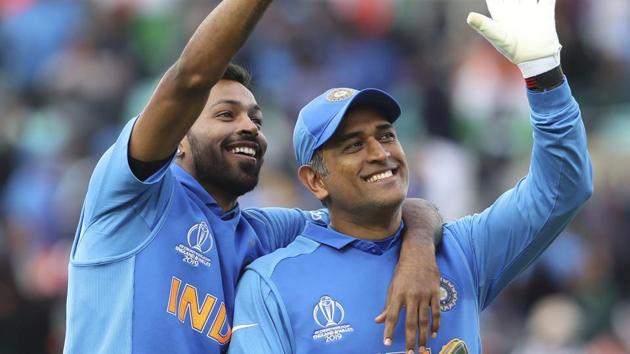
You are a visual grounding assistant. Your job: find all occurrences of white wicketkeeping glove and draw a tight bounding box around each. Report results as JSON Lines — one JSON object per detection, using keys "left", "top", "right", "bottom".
{"left": 467, "top": 0, "right": 561, "bottom": 78}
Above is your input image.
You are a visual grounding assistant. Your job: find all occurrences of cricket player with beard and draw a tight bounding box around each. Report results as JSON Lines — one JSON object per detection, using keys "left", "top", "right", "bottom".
{"left": 228, "top": 0, "right": 593, "bottom": 353}
{"left": 63, "top": 1, "right": 444, "bottom": 353}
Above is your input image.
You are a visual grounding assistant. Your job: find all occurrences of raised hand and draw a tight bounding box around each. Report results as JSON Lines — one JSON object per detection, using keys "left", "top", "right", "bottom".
{"left": 467, "top": 0, "right": 561, "bottom": 77}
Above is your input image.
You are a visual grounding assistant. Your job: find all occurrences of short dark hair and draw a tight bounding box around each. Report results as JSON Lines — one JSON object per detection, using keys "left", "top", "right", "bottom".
{"left": 309, "top": 149, "right": 330, "bottom": 207}
{"left": 222, "top": 63, "right": 252, "bottom": 89}
{"left": 309, "top": 149, "right": 329, "bottom": 177}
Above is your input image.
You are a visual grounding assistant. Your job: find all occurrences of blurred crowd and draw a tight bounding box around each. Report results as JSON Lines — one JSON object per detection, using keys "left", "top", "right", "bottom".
{"left": 1, "top": 0, "right": 629, "bottom": 353}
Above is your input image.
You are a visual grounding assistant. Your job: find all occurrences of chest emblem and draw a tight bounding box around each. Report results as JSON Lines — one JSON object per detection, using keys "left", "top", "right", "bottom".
{"left": 439, "top": 277, "right": 458, "bottom": 312}
{"left": 188, "top": 221, "right": 213, "bottom": 253}
{"left": 175, "top": 222, "right": 213, "bottom": 268}
{"left": 312, "top": 295, "right": 354, "bottom": 343}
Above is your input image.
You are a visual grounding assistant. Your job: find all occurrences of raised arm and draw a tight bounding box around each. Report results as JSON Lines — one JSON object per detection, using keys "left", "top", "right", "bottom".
{"left": 376, "top": 198, "right": 443, "bottom": 353}
{"left": 130, "top": 0, "right": 273, "bottom": 162}
{"left": 449, "top": 0, "right": 593, "bottom": 309}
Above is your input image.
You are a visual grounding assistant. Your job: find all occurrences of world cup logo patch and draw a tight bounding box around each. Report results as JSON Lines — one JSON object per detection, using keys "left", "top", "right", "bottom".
{"left": 175, "top": 221, "right": 213, "bottom": 268}
{"left": 313, "top": 296, "right": 344, "bottom": 327}
{"left": 187, "top": 221, "right": 213, "bottom": 254}
{"left": 311, "top": 295, "right": 354, "bottom": 343}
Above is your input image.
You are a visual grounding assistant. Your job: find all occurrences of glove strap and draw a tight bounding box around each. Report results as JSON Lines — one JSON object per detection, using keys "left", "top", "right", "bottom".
{"left": 518, "top": 50, "right": 562, "bottom": 78}
{"left": 525, "top": 66, "right": 564, "bottom": 92}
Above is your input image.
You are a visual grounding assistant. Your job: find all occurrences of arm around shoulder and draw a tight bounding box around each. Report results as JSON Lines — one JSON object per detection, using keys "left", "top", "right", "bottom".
{"left": 245, "top": 207, "right": 329, "bottom": 253}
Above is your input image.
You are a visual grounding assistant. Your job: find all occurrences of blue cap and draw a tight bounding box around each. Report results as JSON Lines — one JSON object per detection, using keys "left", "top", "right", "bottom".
{"left": 293, "top": 87, "right": 402, "bottom": 166}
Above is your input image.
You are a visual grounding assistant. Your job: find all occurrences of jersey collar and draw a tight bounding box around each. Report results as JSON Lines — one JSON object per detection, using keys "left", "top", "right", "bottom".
{"left": 300, "top": 221, "right": 404, "bottom": 254}
{"left": 171, "top": 164, "right": 240, "bottom": 219}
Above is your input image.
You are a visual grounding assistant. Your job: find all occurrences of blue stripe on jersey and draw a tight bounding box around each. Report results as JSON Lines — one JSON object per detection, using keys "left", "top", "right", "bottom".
{"left": 65, "top": 257, "right": 135, "bottom": 354}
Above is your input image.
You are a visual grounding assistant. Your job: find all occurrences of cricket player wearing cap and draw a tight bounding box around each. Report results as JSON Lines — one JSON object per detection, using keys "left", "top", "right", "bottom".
{"left": 228, "top": 0, "right": 593, "bottom": 353}
{"left": 63, "top": 1, "right": 445, "bottom": 353}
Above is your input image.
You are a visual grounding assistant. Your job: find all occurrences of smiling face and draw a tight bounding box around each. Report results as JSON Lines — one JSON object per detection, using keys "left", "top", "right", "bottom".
{"left": 314, "top": 106, "right": 409, "bottom": 215}
{"left": 182, "top": 79, "right": 267, "bottom": 204}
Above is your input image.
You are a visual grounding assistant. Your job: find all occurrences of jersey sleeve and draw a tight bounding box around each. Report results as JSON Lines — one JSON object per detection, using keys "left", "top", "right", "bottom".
{"left": 243, "top": 207, "right": 329, "bottom": 254}
{"left": 228, "top": 270, "right": 293, "bottom": 354}
{"left": 72, "top": 117, "right": 176, "bottom": 262}
{"left": 446, "top": 80, "right": 593, "bottom": 311}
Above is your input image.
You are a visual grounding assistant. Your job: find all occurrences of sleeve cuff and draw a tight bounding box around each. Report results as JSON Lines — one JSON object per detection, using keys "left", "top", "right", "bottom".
{"left": 123, "top": 117, "right": 175, "bottom": 185}
{"left": 526, "top": 78, "right": 575, "bottom": 118}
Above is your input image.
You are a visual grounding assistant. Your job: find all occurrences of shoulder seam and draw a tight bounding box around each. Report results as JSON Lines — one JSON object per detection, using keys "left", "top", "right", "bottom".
{"left": 70, "top": 179, "right": 176, "bottom": 266}
{"left": 247, "top": 236, "right": 319, "bottom": 279}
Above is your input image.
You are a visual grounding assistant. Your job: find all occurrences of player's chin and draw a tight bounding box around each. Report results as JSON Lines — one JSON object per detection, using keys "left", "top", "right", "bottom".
{"left": 239, "top": 164, "right": 262, "bottom": 185}
{"left": 370, "top": 180, "right": 406, "bottom": 197}
{"left": 370, "top": 189, "right": 406, "bottom": 209}
{"left": 229, "top": 173, "right": 260, "bottom": 196}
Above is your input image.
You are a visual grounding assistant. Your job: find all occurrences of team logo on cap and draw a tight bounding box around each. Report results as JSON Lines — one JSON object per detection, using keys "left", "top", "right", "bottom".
{"left": 439, "top": 277, "right": 458, "bottom": 312}
{"left": 326, "top": 88, "right": 357, "bottom": 102}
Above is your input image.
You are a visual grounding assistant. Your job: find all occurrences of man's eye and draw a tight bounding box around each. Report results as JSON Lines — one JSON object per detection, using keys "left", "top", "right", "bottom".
{"left": 380, "top": 132, "right": 396, "bottom": 142}
{"left": 217, "top": 111, "right": 233, "bottom": 118}
{"left": 251, "top": 117, "right": 263, "bottom": 127}
{"left": 345, "top": 141, "right": 363, "bottom": 152}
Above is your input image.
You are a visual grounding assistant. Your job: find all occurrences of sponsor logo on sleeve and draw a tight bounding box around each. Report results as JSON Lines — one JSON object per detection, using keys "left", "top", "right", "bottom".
{"left": 309, "top": 210, "right": 325, "bottom": 221}
{"left": 232, "top": 323, "right": 258, "bottom": 333}
{"left": 312, "top": 295, "right": 354, "bottom": 343}
{"left": 309, "top": 210, "right": 328, "bottom": 226}
{"left": 175, "top": 222, "right": 213, "bottom": 268}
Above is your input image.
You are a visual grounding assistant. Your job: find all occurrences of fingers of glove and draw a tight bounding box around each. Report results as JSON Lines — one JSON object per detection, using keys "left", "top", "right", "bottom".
{"left": 467, "top": 12, "right": 507, "bottom": 45}
{"left": 541, "top": 0, "right": 556, "bottom": 10}
{"left": 405, "top": 303, "right": 419, "bottom": 353}
{"left": 486, "top": 0, "right": 504, "bottom": 20}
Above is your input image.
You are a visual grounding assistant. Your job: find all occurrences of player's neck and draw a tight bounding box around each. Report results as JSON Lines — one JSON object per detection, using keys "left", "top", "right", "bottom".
{"left": 177, "top": 160, "right": 238, "bottom": 211}
{"left": 328, "top": 206, "right": 402, "bottom": 241}
{"left": 202, "top": 183, "right": 238, "bottom": 211}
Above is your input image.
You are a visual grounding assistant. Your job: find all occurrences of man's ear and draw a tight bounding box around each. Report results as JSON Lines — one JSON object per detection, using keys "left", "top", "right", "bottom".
{"left": 176, "top": 135, "right": 196, "bottom": 176}
{"left": 176, "top": 141, "right": 185, "bottom": 158}
{"left": 297, "top": 165, "right": 329, "bottom": 202}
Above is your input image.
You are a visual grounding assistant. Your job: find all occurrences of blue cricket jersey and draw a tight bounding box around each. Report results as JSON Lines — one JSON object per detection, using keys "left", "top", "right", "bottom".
{"left": 228, "top": 80, "right": 593, "bottom": 354}
{"left": 63, "top": 117, "right": 328, "bottom": 354}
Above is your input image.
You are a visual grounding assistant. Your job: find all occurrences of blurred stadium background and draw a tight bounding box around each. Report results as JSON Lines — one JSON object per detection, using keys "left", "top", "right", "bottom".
{"left": 0, "top": 0, "right": 629, "bottom": 353}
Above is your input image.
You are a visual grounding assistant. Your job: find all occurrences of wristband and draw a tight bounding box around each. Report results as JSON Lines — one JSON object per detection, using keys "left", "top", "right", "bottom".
{"left": 525, "top": 66, "right": 564, "bottom": 92}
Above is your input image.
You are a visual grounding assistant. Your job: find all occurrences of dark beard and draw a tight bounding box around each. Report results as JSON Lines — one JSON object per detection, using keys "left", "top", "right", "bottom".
{"left": 188, "top": 133, "right": 263, "bottom": 198}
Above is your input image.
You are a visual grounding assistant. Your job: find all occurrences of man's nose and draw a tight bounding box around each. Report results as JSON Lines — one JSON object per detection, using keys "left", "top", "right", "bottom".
{"left": 237, "top": 115, "right": 259, "bottom": 136}
{"left": 366, "top": 139, "right": 390, "bottom": 162}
